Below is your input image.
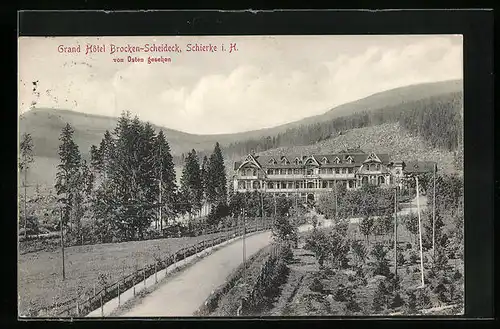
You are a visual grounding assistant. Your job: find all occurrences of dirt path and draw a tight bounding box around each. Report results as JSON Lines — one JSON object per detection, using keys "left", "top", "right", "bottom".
{"left": 114, "top": 231, "right": 273, "bottom": 317}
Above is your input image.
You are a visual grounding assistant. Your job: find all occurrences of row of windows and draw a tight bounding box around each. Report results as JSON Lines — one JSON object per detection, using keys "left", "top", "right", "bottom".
{"left": 265, "top": 167, "right": 354, "bottom": 175}
{"left": 237, "top": 180, "right": 356, "bottom": 190}
{"left": 319, "top": 167, "right": 354, "bottom": 174}
{"left": 240, "top": 165, "right": 381, "bottom": 177}
{"left": 268, "top": 157, "right": 354, "bottom": 165}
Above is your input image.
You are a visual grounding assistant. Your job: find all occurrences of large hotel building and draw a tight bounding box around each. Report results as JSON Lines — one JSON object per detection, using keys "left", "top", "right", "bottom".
{"left": 232, "top": 148, "right": 436, "bottom": 202}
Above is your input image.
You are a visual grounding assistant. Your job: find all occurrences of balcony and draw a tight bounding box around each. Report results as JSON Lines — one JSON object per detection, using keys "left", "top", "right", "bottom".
{"left": 266, "top": 174, "right": 301, "bottom": 180}
{"left": 235, "top": 187, "right": 332, "bottom": 193}
{"left": 237, "top": 175, "right": 258, "bottom": 179}
{"left": 318, "top": 173, "right": 355, "bottom": 179}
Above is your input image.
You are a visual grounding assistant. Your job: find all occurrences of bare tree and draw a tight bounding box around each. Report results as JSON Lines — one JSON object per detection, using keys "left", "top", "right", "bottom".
{"left": 19, "top": 133, "right": 34, "bottom": 238}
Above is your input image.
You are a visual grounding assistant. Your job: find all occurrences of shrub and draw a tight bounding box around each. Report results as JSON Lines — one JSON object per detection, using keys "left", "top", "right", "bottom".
{"left": 388, "top": 275, "right": 401, "bottom": 293}
{"left": 345, "top": 296, "right": 361, "bottom": 313}
{"left": 434, "top": 248, "right": 449, "bottom": 272}
{"left": 304, "top": 229, "right": 330, "bottom": 267}
{"left": 452, "top": 269, "right": 463, "bottom": 281}
{"left": 372, "top": 281, "right": 390, "bottom": 312}
{"left": 371, "top": 243, "right": 391, "bottom": 277}
{"left": 273, "top": 216, "right": 298, "bottom": 243}
{"left": 334, "top": 285, "right": 355, "bottom": 303}
{"left": 405, "top": 290, "right": 417, "bottom": 314}
{"left": 390, "top": 293, "right": 404, "bottom": 309}
{"left": 309, "top": 277, "right": 324, "bottom": 293}
{"left": 351, "top": 239, "right": 368, "bottom": 265}
{"left": 397, "top": 252, "right": 405, "bottom": 265}
{"left": 360, "top": 216, "right": 374, "bottom": 242}
{"left": 282, "top": 245, "right": 294, "bottom": 263}
{"left": 409, "top": 251, "right": 418, "bottom": 264}
{"left": 416, "top": 287, "right": 432, "bottom": 309}
{"left": 329, "top": 231, "right": 350, "bottom": 269}
{"left": 335, "top": 219, "right": 349, "bottom": 236}
{"left": 207, "top": 202, "right": 229, "bottom": 226}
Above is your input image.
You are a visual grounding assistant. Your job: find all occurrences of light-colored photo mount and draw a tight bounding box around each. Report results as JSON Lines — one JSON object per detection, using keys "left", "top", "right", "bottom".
{"left": 18, "top": 34, "right": 464, "bottom": 318}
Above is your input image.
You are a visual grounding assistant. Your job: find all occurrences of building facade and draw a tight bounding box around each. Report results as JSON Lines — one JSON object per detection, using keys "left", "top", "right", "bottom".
{"left": 232, "top": 148, "right": 410, "bottom": 202}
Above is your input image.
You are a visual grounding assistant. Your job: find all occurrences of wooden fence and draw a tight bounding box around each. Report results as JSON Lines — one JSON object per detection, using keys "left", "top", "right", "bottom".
{"left": 52, "top": 221, "right": 272, "bottom": 317}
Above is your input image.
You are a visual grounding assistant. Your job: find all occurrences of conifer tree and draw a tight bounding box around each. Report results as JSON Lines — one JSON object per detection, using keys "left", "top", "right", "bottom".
{"left": 92, "top": 130, "right": 116, "bottom": 241}
{"left": 19, "top": 133, "right": 34, "bottom": 237}
{"left": 206, "top": 142, "right": 227, "bottom": 205}
{"left": 89, "top": 144, "right": 101, "bottom": 172}
{"left": 154, "top": 130, "right": 177, "bottom": 229}
{"left": 98, "top": 130, "right": 115, "bottom": 181}
{"left": 55, "top": 123, "right": 82, "bottom": 233}
{"left": 180, "top": 149, "right": 203, "bottom": 218}
{"left": 200, "top": 155, "right": 209, "bottom": 215}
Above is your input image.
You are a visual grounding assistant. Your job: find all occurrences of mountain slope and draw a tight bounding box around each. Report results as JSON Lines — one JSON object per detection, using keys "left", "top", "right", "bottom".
{"left": 255, "top": 122, "right": 461, "bottom": 175}
{"left": 254, "top": 79, "right": 463, "bottom": 134}
{"left": 18, "top": 108, "right": 221, "bottom": 159}
{"left": 19, "top": 79, "right": 462, "bottom": 159}
{"left": 18, "top": 79, "right": 462, "bottom": 189}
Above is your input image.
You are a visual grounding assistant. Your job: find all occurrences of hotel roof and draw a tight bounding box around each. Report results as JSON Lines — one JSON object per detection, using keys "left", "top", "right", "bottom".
{"left": 234, "top": 150, "right": 391, "bottom": 170}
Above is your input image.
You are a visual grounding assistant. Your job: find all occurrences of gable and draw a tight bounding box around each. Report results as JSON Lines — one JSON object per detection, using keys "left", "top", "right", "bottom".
{"left": 304, "top": 156, "right": 319, "bottom": 166}
{"left": 280, "top": 156, "right": 290, "bottom": 165}
{"left": 364, "top": 152, "right": 382, "bottom": 163}
{"left": 237, "top": 154, "right": 262, "bottom": 170}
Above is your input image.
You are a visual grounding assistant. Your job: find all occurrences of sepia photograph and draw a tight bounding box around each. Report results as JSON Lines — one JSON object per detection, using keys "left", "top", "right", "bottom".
{"left": 18, "top": 34, "right": 464, "bottom": 318}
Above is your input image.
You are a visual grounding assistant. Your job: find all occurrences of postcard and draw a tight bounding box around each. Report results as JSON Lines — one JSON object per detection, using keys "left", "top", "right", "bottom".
{"left": 18, "top": 34, "right": 464, "bottom": 318}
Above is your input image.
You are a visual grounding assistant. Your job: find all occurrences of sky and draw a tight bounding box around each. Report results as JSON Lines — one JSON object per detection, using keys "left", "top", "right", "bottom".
{"left": 18, "top": 35, "right": 463, "bottom": 134}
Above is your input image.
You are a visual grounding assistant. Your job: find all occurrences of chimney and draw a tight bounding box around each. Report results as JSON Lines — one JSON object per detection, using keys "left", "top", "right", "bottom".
{"left": 250, "top": 149, "right": 255, "bottom": 156}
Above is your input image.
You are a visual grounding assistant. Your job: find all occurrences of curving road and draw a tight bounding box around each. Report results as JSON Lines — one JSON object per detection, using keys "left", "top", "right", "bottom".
{"left": 110, "top": 196, "right": 426, "bottom": 317}
{"left": 115, "top": 230, "right": 273, "bottom": 317}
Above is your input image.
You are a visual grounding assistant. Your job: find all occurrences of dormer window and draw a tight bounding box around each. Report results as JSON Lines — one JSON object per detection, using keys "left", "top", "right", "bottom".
{"left": 346, "top": 156, "right": 353, "bottom": 163}
{"left": 269, "top": 158, "right": 277, "bottom": 165}
{"left": 322, "top": 157, "right": 329, "bottom": 164}
{"left": 334, "top": 157, "right": 341, "bottom": 164}
{"left": 294, "top": 157, "right": 301, "bottom": 165}
{"left": 281, "top": 158, "right": 290, "bottom": 165}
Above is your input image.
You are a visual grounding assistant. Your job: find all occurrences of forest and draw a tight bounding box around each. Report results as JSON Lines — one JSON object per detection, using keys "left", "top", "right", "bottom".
{"left": 18, "top": 111, "right": 229, "bottom": 246}
{"left": 224, "top": 91, "right": 463, "bottom": 157}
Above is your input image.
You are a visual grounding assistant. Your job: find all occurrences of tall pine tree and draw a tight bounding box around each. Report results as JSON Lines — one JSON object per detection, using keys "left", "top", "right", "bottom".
{"left": 96, "top": 130, "right": 115, "bottom": 181}
{"left": 206, "top": 142, "right": 227, "bottom": 205}
{"left": 179, "top": 149, "right": 203, "bottom": 219}
{"left": 200, "top": 155, "right": 209, "bottom": 216}
{"left": 154, "top": 130, "right": 177, "bottom": 230}
{"left": 19, "top": 133, "right": 34, "bottom": 237}
{"left": 55, "top": 123, "right": 82, "bottom": 233}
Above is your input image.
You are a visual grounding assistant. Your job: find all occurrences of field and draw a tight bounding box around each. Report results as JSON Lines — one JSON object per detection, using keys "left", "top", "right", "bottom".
{"left": 18, "top": 230, "right": 236, "bottom": 316}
